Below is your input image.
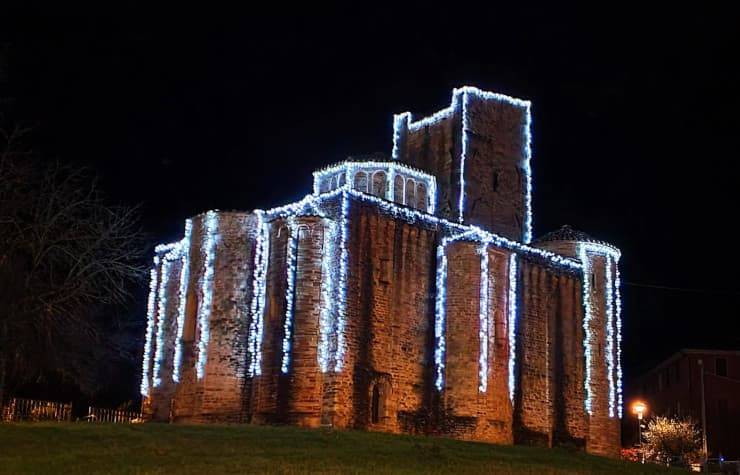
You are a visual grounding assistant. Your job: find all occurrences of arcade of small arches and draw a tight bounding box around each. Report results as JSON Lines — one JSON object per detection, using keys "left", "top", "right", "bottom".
{"left": 314, "top": 162, "right": 436, "bottom": 213}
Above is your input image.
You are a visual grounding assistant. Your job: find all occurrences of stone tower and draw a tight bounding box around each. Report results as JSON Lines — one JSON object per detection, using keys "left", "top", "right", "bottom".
{"left": 392, "top": 87, "right": 532, "bottom": 243}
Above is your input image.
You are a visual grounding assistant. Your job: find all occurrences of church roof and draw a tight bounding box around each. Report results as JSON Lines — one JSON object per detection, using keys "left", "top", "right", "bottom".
{"left": 534, "top": 225, "right": 598, "bottom": 243}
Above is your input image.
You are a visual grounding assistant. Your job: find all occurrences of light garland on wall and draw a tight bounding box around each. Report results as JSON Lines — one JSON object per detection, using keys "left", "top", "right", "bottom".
{"left": 615, "top": 261, "right": 623, "bottom": 418}
{"left": 334, "top": 192, "right": 350, "bottom": 372}
{"left": 318, "top": 220, "right": 337, "bottom": 372}
{"left": 578, "top": 242, "right": 622, "bottom": 416}
{"left": 605, "top": 255, "right": 616, "bottom": 418}
{"left": 140, "top": 258, "right": 160, "bottom": 396}
{"left": 153, "top": 255, "right": 174, "bottom": 388}
{"left": 459, "top": 91, "right": 470, "bottom": 223}
{"left": 280, "top": 218, "right": 299, "bottom": 374}
{"left": 196, "top": 211, "right": 219, "bottom": 380}
{"left": 478, "top": 242, "right": 491, "bottom": 392}
{"left": 579, "top": 244, "right": 595, "bottom": 415}
{"left": 508, "top": 253, "right": 519, "bottom": 402}
{"left": 172, "top": 219, "right": 192, "bottom": 383}
{"left": 313, "top": 161, "right": 437, "bottom": 214}
{"left": 434, "top": 241, "right": 448, "bottom": 391}
{"left": 248, "top": 212, "right": 270, "bottom": 377}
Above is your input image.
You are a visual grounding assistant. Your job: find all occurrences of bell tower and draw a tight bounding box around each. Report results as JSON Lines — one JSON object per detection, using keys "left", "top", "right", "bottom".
{"left": 392, "top": 87, "right": 532, "bottom": 243}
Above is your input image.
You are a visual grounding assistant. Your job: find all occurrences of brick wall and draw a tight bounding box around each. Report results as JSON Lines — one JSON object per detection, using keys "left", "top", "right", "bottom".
{"left": 145, "top": 206, "right": 620, "bottom": 458}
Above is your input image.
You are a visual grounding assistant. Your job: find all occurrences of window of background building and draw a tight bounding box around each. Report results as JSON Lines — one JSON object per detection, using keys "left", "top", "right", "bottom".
{"left": 674, "top": 362, "right": 681, "bottom": 383}
{"left": 665, "top": 368, "right": 671, "bottom": 388}
{"left": 718, "top": 399, "right": 728, "bottom": 418}
{"left": 716, "top": 358, "right": 727, "bottom": 377}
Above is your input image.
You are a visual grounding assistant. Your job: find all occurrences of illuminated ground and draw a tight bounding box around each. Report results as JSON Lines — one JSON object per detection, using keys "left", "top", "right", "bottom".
{"left": 0, "top": 423, "right": 678, "bottom": 474}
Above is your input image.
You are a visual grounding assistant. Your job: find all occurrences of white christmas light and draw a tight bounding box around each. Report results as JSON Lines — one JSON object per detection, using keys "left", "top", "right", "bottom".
{"left": 153, "top": 255, "right": 174, "bottom": 388}
{"left": 615, "top": 260, "right": 623, "bottom": 418}
{"left": 280, "top": 218, "right": 299, "bottom": 374}
{"left": 508, "top": 253, "right": 518, "bottom": 402}
{"left": 334, "top": 192, "right": 350, "bottom": 372}
{"left": 434, "top": 241, "right": 448, "bottom": 391}
{"left": 313, "top": 162, "right": 437, "bottom": 214}
{"left": 578, "top": 242, "right": 621, "bottom": 416}
{"left": 173, "top": 219, "right": 192, "bottom": 383}
{"left": 140, "top": 258, "right": 160, "bottom": 396}
{"left": 605, "top": 255, "right": 616, "bottom": 417}
{"left": 196, "top": 211, "right": 219, "bottom": 380}
{"left": 459, "top": 91, "right": 470, "bottom": 223}
{"left": 248, "top": 212, "right": 270, "bottom": 377}
{"left": 478, "top": 242, "right": 491, "bottom": 392}
{"left": 318, "top": 220, "right": 337, "bottom": 372}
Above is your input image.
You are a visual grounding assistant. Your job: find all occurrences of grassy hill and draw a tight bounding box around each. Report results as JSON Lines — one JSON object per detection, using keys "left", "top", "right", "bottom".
{"left": 0, "top": 423, "right": 679, "bottom": 474}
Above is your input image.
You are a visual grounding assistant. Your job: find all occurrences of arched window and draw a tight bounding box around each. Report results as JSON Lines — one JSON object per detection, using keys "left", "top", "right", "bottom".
{"left": 405, "top": 178, "right": 416, "bottom": 208}
{"left": 183, "top": 291, "right": 198, "bottom": 343}
{"left": 394, "top": 175, "right": 405, "bottom": 204}
{"left": 371, "top": 384, "right": 381, "bottom": 424}
{"left": 354, "top": 171, "right": 368, "bottom": 193}
{"left": 416, "top": 183, "right": 427, "bottom": 211}
{"left": 372, "top": 171, "right": 387, "bottom": 199}
{"left": 338, "top": 173, "right": 346, "bottom": 187}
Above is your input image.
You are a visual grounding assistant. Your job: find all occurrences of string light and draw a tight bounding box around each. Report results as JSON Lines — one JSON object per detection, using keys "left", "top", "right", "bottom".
{"left": 248, "top": 211, "right": 269, "bottom": 377}
{"left": 508, "top": 253, "right": 518, "bottom": 402}
{"left": 318, "top": 220, "right": 337, "bottom": 372}
{"left": 173, "top": 219, "right": 192, "bottom": 383}
{"left": 313, "top": 161, "right": 437, "bottom": 213}
{"left": 434, "top": 242, "right": 448, "bottom": 390}
{"left": 578, "top": 242, "right": 621, "bottom": 416}
{"left": 153, "top": 255, "right": 174, "bottom": 388}
{"left": 615, "top": 260, "right": 623, "bottom": 418}
{"left": 196, "top": 211, "right": 219, "bottom": 380}
{"left": 334, "top": 192, "right": 350, "bottom": 372}
{"left": 140, "top": 258, "right": 160, "bottom": 396}
{"left": 605, "top": 255, "right": 616, "bottom": 417}
{"left": 280, "top": 218, "right": 298, "bottom": 374}
{"left": 478, "top": 242, "right": 491, "bottom": 392}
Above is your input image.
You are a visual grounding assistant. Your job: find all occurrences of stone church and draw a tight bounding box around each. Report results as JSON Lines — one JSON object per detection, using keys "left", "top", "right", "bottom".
{"left": 140, "top": 87, "right": 623, "bottom": 456}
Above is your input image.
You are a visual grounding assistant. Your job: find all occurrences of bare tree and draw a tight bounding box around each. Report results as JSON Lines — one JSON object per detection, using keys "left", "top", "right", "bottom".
{"left": 0, "top": 124, "right": 145, "bottom": 403}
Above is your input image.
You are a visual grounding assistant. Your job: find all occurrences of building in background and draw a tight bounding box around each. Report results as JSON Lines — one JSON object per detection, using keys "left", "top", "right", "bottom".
{"left": 139, "top": 87, "right": 624, "bottom": 457}
{"left": 630, "top": 349, "right": 740, "bottom": 459}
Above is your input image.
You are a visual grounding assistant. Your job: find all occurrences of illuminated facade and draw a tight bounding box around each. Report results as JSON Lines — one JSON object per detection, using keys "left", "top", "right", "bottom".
{"left": 140, "top": 87, "right": 622, "bottom": 457}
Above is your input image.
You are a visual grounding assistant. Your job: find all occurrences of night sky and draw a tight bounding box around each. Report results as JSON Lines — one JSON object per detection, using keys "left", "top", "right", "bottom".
{"left": 2, "top": 5, "right": 739, "bottom": 382}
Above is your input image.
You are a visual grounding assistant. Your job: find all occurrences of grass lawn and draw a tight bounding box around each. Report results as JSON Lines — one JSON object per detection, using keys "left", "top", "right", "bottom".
{"left": 0, "top": 423, "right": 680, "bottom": 474}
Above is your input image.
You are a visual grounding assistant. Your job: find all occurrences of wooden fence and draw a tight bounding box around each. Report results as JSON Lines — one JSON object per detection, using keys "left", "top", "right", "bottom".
{"left": 1, "top": 397, "right": 72, "bottom": 422}
{"left": 85, "top": 406, "right": 143, "bottom": 424}
{"left": 0, "top": 398, "right": 143, "bottom": 424}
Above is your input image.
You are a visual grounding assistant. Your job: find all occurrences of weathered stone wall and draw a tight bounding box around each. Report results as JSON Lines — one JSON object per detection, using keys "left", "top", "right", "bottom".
{"left": 149, "top": 256, "right": 182, "bottom": 420}
{"left": 397, "top": 110, "right": 462, "bottom": 222}
{"left": 198, "top": 212, "right": 255, "bottom": 422}
{"left": 341, "top": 200, "right": 438, "bottom": 434}
{"left": 283, "top": 217, "right": 325, "bottom": 427}
{"left": 463, "top": 95, "right": 528, "bottom": 242}
{"left": 251, "top": 218, "right": 289, "bottom": 423}
{"left": 585, "top": 253, "right": 621, "bottom": 457}
{"left": 145, "top": 207, "right": 620, "bottom": 457}
{"left": 396, "top": 93, "right": 528, "bottom": 242}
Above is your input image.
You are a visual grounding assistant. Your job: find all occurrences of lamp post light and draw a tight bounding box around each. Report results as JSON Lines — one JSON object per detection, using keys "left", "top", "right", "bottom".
{"left": 631, "top": 400, "right": 647, "bottom": 463}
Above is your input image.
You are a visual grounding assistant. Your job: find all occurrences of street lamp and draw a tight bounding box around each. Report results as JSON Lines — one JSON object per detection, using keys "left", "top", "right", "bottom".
{"left": 632, "top": 400, "right": 648, "bottom": 463}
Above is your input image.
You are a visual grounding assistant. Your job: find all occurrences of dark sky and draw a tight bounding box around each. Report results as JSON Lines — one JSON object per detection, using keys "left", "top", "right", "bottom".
{"left": 2, "top": 5, "right": 739, "bottom": 380}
